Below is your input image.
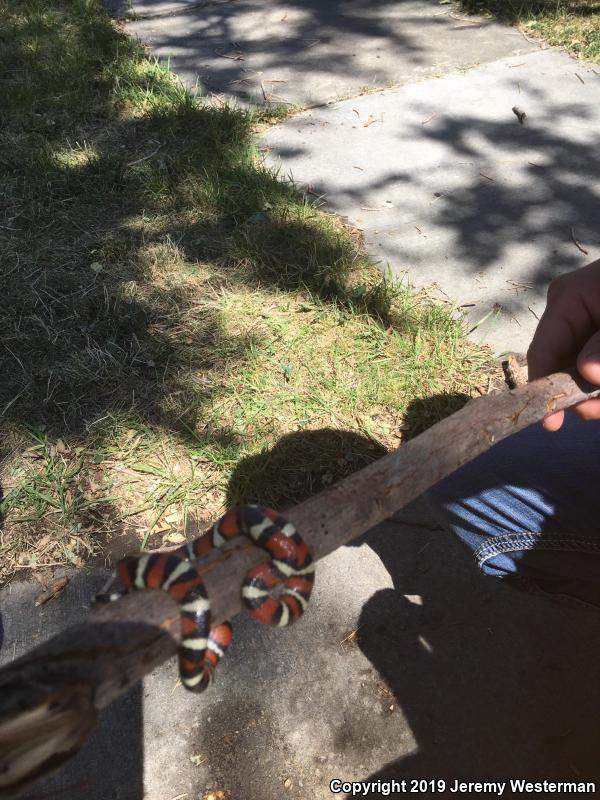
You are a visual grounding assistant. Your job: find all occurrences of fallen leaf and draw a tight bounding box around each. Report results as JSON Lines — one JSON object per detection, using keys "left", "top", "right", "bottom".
{"left": 203, "top": 791, "right": 228, "bottom": 800}
{"left": 163, "top": 531, "right": 186, "bottom": 544}
{"left": 35, "top": 576, "right": 69, "bottom": 607}
{"left": 151, "top": 523, "right": 171, "bottom": 534}
{"left": 36, "top": 533, "right": 53, "bottom": 551}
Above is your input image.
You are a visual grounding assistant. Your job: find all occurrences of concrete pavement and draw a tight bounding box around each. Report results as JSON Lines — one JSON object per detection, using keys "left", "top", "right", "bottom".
{"left": 112, "top": 0, "right": 538, "bottom": 107}
{"left": 263, "top": 48, "right": 600, "bottom": 354}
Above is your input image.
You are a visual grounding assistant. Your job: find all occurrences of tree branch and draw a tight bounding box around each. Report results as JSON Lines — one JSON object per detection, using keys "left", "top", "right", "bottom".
{"left": 1, "top": 369, "right": 598, "bottom": 796}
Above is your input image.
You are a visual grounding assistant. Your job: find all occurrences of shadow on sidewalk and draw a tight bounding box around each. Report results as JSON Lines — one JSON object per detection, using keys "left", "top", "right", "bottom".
{"left": 354, "top": 520, "right": 600, "bottom": 784}
{"left": 103, "top": 0, "right": 538, "bottom": 106}
{"left": 353, "top": 401, "right": 600, "bottom": 785}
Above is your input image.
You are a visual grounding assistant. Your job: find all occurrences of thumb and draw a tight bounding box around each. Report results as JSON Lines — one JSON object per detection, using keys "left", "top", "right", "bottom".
{"left": 577, "top": 330, "right": 600, "bottom": 385}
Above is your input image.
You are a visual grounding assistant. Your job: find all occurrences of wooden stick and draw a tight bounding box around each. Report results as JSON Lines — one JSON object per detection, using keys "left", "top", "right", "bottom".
{"left": 501, "top": 354, "right": 528, "bottom": 389}
{"left": 204, "top": 369, "right": 600, "bottom": 625}
{"left": 1, "top": 369, "right": 599, "bottom": 796}
{"left": 0, "top": 591, "right": 181, "bottom": 797}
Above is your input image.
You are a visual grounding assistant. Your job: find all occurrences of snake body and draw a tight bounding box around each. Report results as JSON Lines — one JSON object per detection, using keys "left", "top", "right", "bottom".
{"left": 94, "top": 505, "right": 315, "bottom": 692}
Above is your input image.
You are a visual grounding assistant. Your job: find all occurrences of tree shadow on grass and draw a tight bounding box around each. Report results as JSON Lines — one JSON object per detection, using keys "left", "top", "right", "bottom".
{"left": 1, "top": 85, "right": 387, "bottom": 444}
{"left": 225, "top": 427, "right": 387, "bottom": 510}
{"left": 458, "top": 0, "right": 600, "bottom": 23}
{"left": 1, "top": 1, "right": 401, "bottom": 517}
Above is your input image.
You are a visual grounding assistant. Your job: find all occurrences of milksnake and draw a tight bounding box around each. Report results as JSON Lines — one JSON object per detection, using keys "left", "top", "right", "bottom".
{"left": 94, "top": 505, "right": 315, "bottom": 693}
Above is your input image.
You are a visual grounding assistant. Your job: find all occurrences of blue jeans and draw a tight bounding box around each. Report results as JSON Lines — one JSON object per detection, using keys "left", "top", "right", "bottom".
{"left": 425, "top": 410, "right": 600, "bottom": 608}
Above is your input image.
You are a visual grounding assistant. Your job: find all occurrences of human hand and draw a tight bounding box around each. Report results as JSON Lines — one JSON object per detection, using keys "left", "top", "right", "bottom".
{"left": 527, "top": 258, "right": 600, "bottom": 431}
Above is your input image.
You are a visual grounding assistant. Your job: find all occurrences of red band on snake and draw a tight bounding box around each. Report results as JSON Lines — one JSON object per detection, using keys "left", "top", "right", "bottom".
{"left": 93, "top": 505, "right": 315, "bottom": 693}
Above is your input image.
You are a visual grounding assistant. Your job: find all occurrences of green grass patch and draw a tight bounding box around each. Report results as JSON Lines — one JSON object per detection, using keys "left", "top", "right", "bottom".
{"left": 455, "top": 0, "right": 600, "bottom": 61}
{"left": 0, "top": 0, "right": 494, "bottom": 583}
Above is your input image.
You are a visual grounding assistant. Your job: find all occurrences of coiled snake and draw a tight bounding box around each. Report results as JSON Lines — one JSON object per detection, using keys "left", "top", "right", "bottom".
{"left": 94, "top": 505, "right": 315, "bottom": 692}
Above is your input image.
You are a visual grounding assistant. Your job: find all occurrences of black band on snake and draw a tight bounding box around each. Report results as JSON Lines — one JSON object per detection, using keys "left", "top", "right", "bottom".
{"left": 93, "top": 505, "right": 315, "bottom": 692}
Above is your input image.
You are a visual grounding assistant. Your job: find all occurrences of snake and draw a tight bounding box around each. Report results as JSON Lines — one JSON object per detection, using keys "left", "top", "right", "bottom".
{"left": 94, "top": 504, "right": 315, "bottom": 693}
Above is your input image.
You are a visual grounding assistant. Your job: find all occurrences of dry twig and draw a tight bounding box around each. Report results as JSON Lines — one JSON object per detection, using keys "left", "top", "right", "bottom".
{"left": 570, "top": 227, "right": 589, "bottom": 255}
{"left": 512, "top": 106, "right": 527, "bottom": 124}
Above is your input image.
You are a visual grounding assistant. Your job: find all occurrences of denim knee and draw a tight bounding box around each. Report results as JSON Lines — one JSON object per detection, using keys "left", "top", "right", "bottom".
{"left": 424, "top": 412, "right": 600, "bottom": 592}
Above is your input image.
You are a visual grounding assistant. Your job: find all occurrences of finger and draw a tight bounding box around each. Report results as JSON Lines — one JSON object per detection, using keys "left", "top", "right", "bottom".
{"left": 528, "top": 288, "right": 596, "bottom": 381}
{"left": 571, "top": 398, "right": 600, "bottom": 421}
{"left": 542, "top": 409, "right": 564, "bottom": 431}
{"left": 537, "top": 327, "right": 600, "bottom": 431}
{"left": 527, "top": 309, "right": 577, "bottom": 381}
{"left": 577, "top": 329, "right": 600, "bottom": 385}
{"left": 529, "top": 304, "right": 577, "bottom": 430}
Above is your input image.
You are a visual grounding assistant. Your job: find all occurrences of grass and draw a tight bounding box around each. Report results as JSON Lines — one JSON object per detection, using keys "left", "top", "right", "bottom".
{"left": 0, "top": 0, "right": 495, "bottom": 584}
{"left": 454, "top": 0, "right": 600, "bottom": 61}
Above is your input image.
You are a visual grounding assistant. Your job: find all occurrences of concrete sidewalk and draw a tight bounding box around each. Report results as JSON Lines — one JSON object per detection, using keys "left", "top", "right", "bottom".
{"left": 263, "top": 48, "right": 600, "bottom": 354}
{"left": 106, "top": 0, "right": 537, "bottom": 107}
